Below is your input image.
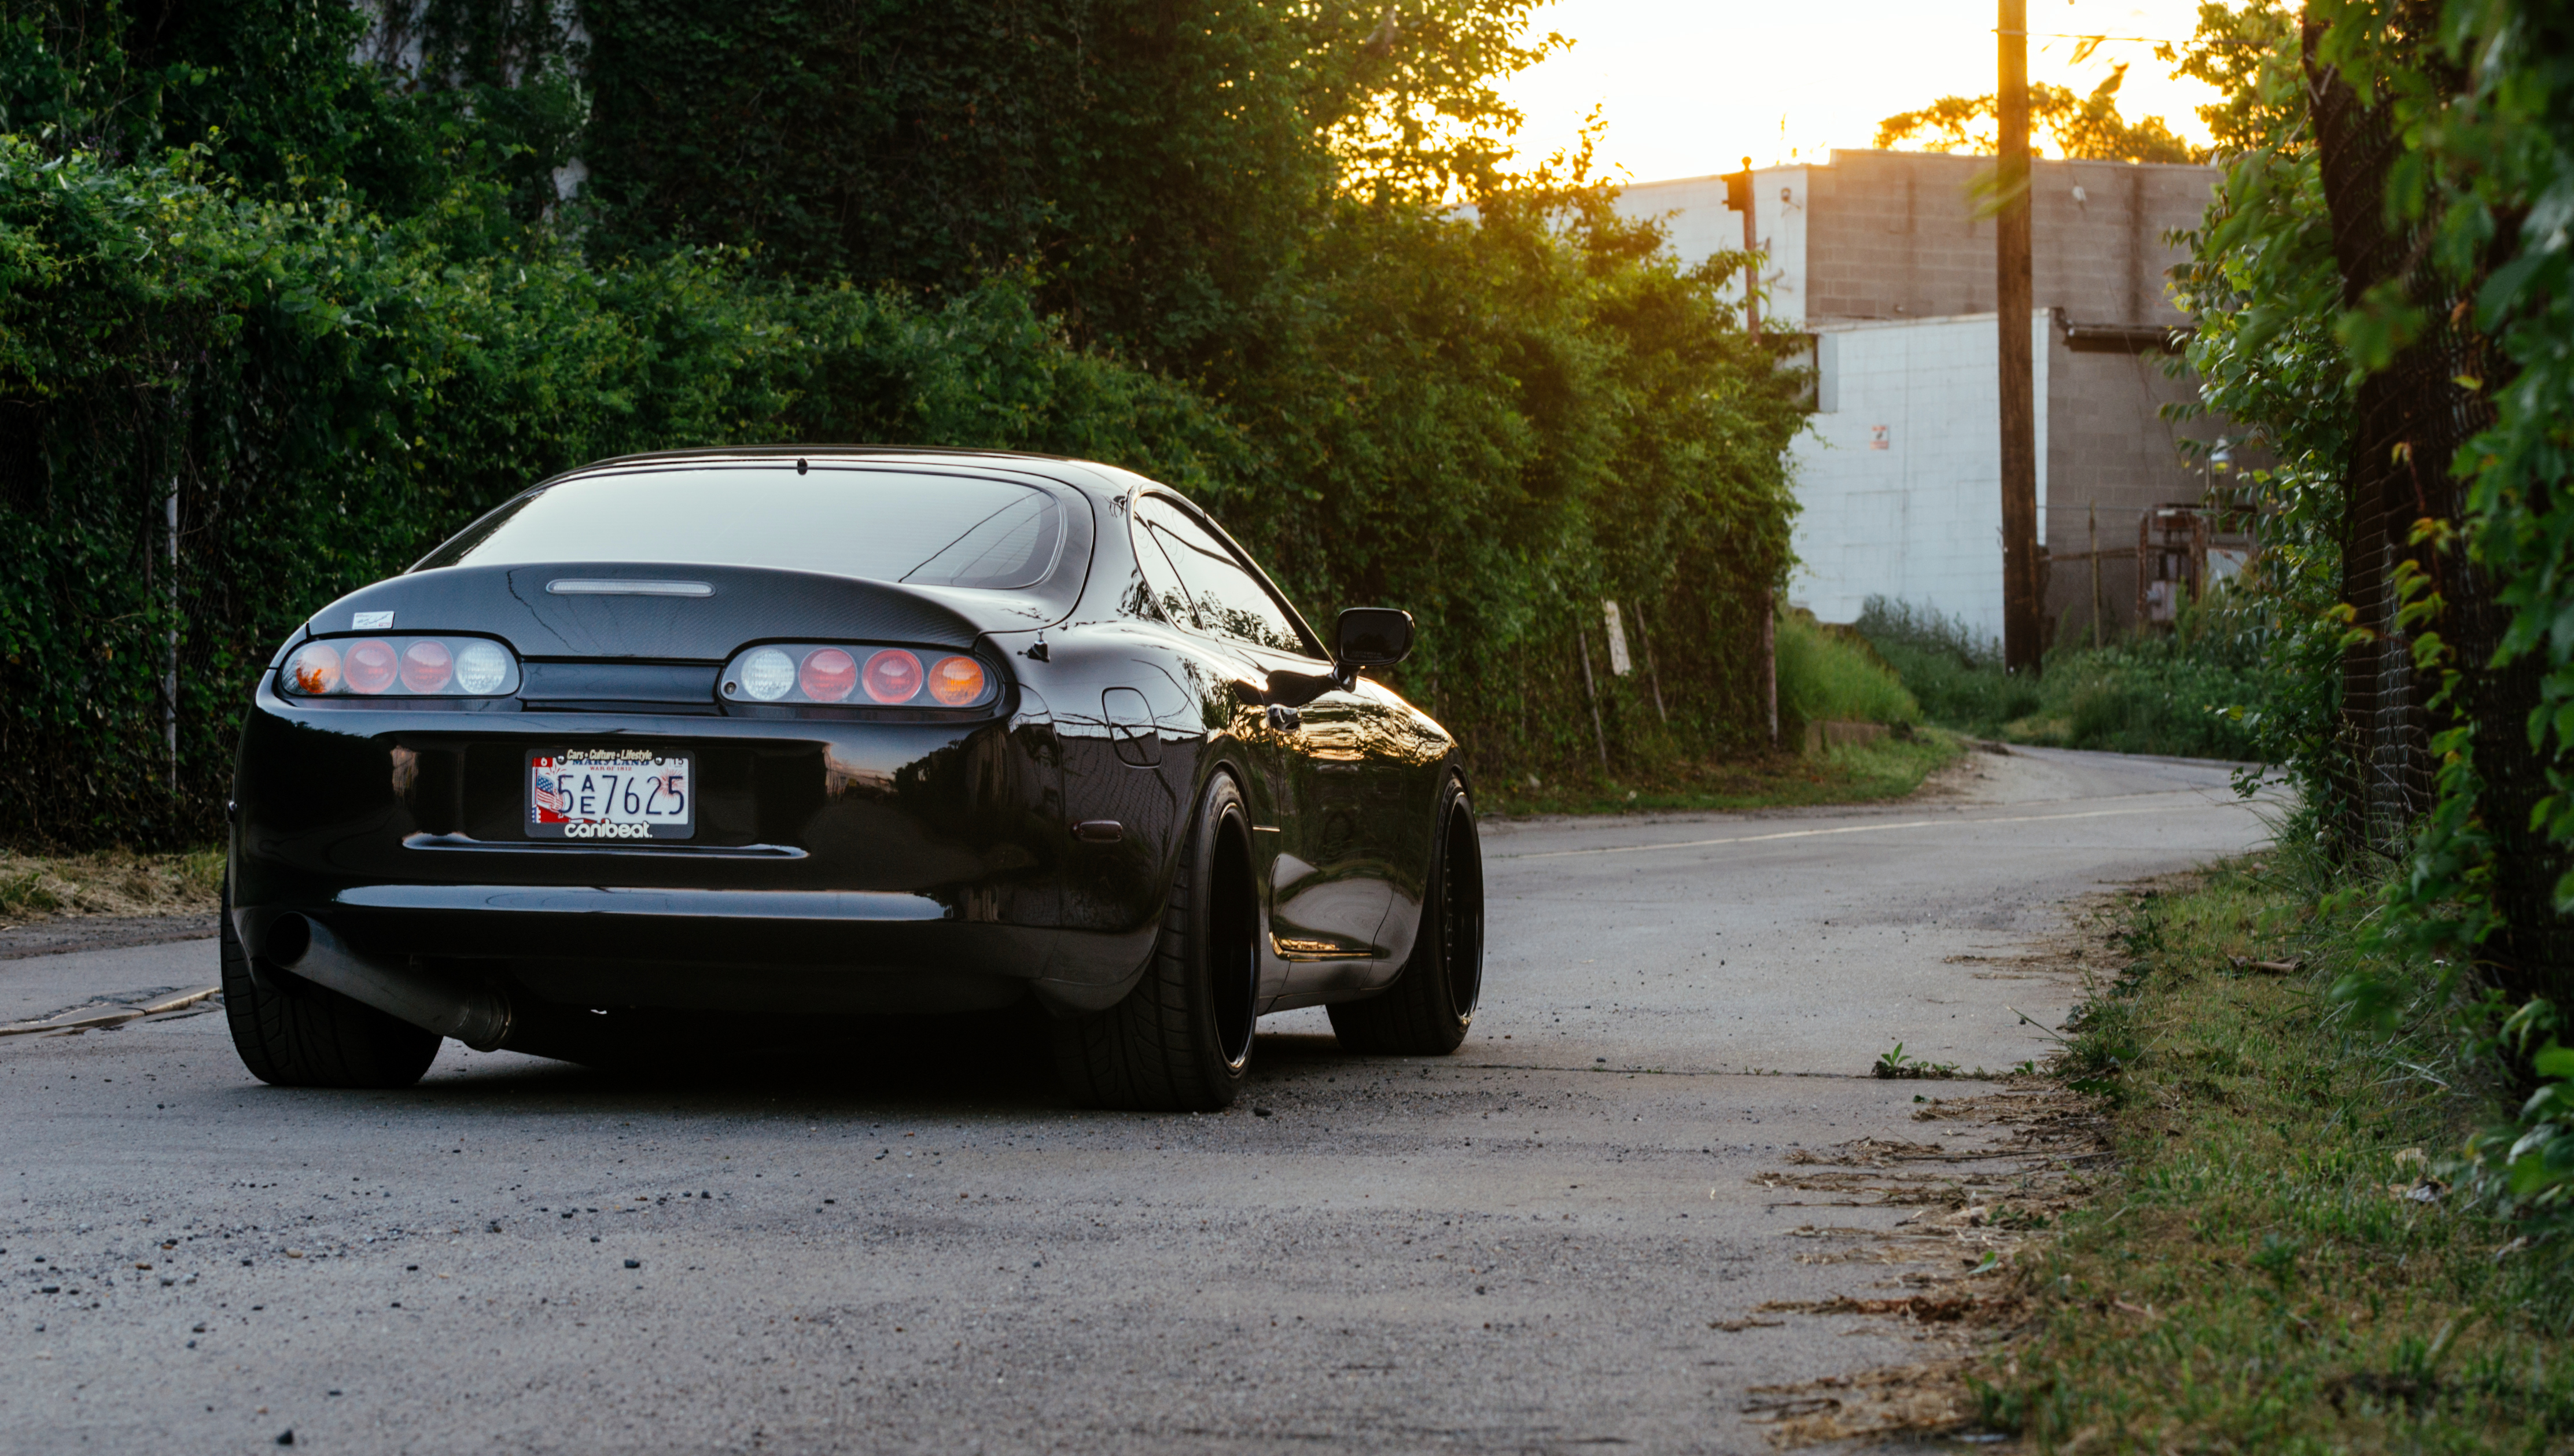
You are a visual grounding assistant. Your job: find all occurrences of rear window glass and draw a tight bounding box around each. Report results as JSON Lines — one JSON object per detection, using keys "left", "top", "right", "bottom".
{"left": 417, "top": 467, "right": 1067, "bottom": 589}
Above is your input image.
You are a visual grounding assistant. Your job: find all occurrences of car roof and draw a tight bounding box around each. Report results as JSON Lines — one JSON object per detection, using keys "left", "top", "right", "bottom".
{"left": 546, "top": 444, "right": 1085, "bottom": 480}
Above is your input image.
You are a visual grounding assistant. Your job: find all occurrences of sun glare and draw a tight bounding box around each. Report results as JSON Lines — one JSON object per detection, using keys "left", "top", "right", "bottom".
{"left": 1497, "top": 0, "right": 2233, "bottom": 182}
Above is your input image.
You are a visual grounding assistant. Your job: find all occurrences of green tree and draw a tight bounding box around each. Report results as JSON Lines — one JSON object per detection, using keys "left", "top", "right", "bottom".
{"left": 0, "top": 0, "right": 452, "bottom": 208}
{"left": 551, "top": 0, "right": 1557, "bottom": 377}
{"left": 1874, "top": 64, "right": 2203, "bottom": 163}
{"left": 2153, "top": 0, "right": 2302, "bottom": 157}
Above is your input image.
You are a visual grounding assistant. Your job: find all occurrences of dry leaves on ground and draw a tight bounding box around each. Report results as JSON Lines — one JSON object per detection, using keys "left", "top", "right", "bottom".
{"left": 0, "top": 848, "right": 222, "bottom": 925}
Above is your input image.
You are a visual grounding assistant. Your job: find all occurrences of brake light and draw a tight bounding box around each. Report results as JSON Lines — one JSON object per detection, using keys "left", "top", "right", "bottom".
{"left": 928, "top": 655, "right": 988, "bottom": 706}
{"left": 864, "top": 650, "right": 923, "bottom": 704}
{"left": 400, "top": 640, "right": 454, "bottom": 693}
{"left": 279, "top": 636, "right": 520, "bottom": 698}
{"left": 801, "top": 648, "right": 859, "bottom": 702}
{"left": 344, "top": 639, "right": 399, "bottom": 694}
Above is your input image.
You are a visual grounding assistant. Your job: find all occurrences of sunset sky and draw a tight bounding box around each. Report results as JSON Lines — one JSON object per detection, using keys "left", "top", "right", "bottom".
{"left": 1494, "top": 0, "right": 2229, "bottom": 182}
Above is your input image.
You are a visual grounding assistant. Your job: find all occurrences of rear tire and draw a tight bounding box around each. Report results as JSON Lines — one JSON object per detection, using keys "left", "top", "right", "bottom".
{"left": 1051, "top": 773, "right": 1261, "bottom": 1111}
{"left": 1328, "top": 776, "right": 1482, "bottom": 1055}
{"left": 221, "top": 869, "right": 442, "bottom": 1089}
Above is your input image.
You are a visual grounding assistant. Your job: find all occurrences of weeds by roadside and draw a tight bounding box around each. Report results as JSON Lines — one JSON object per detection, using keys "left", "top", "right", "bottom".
{"left": 1967, "top": 839, "right": 2574, "bottom": 1450}
{"left": 1855, "top": 596, "right": 2271, "bottom": 762}
{"left": 1870, "top": 1042, "right": 2041, "bottom": 1081}
{"left": 1775, "top": 610, "right": 1920, "bottom": 733}
{"left": 0, "top": 848, "right": 223, "bottom": 924}
{"left": 1482, "top": 730, "right": 1962, "bottom": 819}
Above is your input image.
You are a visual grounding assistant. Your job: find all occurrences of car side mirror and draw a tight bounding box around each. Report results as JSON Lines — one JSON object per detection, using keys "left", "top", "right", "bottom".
{"left": 1264, "top": 608, "right": 1414, "bottom": 711}
{"left": 1335, "top": 607, "right": 1414, "bottom": 670}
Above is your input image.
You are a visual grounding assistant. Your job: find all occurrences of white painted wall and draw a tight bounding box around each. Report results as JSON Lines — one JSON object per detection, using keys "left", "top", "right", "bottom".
{"left": 1787, "top": 311, "right": 2052, "bottom": 642}
{"left": 1608, "top": 165, "right": 1808, "bottom": 326}
{"left": 1758, "top": 167, "right": 1809, "bottom": 329}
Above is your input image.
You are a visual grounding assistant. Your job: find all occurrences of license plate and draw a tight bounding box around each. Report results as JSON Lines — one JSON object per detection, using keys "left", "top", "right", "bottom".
{"left": 528, "top": 749, "right": 693, "bottom": 840}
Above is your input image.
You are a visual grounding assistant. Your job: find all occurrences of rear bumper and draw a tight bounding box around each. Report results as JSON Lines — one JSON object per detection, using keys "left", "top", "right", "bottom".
{"left": 229, "top": 682, "right": 1168, "bottom": 1024}
{"left": 233, "top": 890, "right": 1157, "bottom": 1019}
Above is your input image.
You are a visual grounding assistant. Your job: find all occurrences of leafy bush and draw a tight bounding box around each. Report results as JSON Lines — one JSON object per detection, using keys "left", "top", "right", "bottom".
{"left": 1852, "top": 599, "right": 2041, "bottom": 733}
{"left": 0, "top": 2, "right": 1810, "bottom": 846}
{"left": 2039, "top": 643, "right": 2266, "bottom": 760}
{"left": 1854, "top": 595, "right": 2267, "bottom": 760}
{"left": 1773, "top": 612, "right": 1918, "bottom": 735}
{"left": 0, "top": 143, "right": 1248, "bottom": 845}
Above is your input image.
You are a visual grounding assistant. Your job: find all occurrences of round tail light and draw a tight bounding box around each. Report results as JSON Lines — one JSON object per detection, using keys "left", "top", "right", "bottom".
{"left": 455, "top": 640, "right": 510, "bottom": 694}
{"left": 739, "top": 647, "right": 796, "bottom": 701}
{"left": 343, "top": 639, "right": 398, "bottom": 694}
{"left": 286, "top": 642, "right": 342, "bottom": 695}
{"left": 863, "top": 650, "right": 923, "bottom": 703}
{"left": 927, "top": 655, "right": 988, "bottom": 706}
{"left": 399, "top": 639, "right": 454, "bottom": 692}
{"left": 800, "top": 648, "right": 859, "bottom": 702}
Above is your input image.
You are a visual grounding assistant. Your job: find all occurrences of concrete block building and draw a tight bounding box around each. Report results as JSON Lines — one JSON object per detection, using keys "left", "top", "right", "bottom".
{"left": 1612, "top": 149, "right": 2231, "bottom": 644}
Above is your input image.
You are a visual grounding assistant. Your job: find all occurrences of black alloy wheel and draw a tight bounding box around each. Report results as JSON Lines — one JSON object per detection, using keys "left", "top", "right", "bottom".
{"left": 1051, "top": 772, "right": 1261, "bottom": 1111}
{"left": 1327, "top": 776, "right": 1483, "bottom": 1055}
{"left": 220, "top": 867, "right": 443, "bottom": 1089}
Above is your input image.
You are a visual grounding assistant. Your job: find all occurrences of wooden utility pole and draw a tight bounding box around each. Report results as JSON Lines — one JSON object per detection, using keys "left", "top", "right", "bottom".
{"left": 1738, "top": 156, "right": 1761, "bottom": 340}
{"left": 1724, "top": 162, "right": 1778, "bottom": 742}
{"left": 2088, "top": 502, "right": 2103, "bottom": 650}
{"left": 1997, "top": 0, "right": 2042, "bottom": 674}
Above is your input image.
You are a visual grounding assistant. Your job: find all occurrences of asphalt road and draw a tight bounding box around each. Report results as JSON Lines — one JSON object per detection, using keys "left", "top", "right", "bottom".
{"left": 2, "top": 746, "right": 2271, "bottom": 1454}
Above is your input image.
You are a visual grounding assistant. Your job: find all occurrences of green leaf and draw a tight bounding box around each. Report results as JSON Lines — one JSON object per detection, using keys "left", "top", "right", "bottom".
{"left": 2532, "top": 1040, "right": 2574, "bottom": 1081}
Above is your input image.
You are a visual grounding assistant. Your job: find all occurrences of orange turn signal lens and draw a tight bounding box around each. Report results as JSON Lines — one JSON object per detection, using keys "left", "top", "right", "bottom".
{"left": 288, "top": 642, "right": 342, "bottom": 695}
{"left": 927, "top": 655, "right": 988, "bottom": 706}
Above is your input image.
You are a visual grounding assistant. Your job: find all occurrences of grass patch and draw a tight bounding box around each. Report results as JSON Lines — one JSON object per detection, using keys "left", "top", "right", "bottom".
{"left": 0, "top": 847, "right": 223, "bottom": 923}
{"left": 1972, "top": 851, "right": 2574, "bottom": 1450}
{"left": 1482, "top": 729, "right": 1964, "bottom": 818}
{"left": 1855, "top": 596, "right": 2268, "bottom": 761}
{"left": 1776, "top": 610, "right": 1920, "bottom": 731}
{"left": 1857, "top": 598, "right": 2042, "bottom": 734}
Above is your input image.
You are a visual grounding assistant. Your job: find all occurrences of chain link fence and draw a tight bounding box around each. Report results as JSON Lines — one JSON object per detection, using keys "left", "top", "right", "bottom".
{"left": 2307, "top": 16, "right": 2570, "bottom": 995}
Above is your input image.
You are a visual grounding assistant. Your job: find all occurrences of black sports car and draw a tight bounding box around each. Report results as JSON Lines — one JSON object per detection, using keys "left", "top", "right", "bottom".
{"left": 220, "top": 447, "right": 1483, "bottom": 1110}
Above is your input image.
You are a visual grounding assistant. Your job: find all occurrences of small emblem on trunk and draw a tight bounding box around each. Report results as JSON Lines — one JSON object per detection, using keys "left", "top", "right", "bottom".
{"left": 352, "top": 611, "right": 394, "bottom": 629}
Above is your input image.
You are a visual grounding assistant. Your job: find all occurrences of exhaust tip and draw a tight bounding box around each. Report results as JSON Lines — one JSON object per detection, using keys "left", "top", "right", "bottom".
{"left": 265, "top": 911, "right": 313, "bottom": 966}
{"left": 456, "top": 989, "right": 514, "bottom": 1053}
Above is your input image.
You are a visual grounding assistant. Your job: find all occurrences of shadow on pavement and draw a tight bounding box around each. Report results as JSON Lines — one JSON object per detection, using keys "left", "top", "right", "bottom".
{"left": 367, "top": 1009, "right": 1378, "bottom": 1119}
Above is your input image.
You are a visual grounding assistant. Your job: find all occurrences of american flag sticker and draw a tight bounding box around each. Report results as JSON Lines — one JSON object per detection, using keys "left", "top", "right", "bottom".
{"left": 531, "top": 757, "right": 571, "bottom": 823}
